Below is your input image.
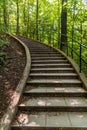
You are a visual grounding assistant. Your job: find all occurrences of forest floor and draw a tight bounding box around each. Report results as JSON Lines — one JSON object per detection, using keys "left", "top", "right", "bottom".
{"left": 0, "top": 37, "right": 26, "bottom": 120}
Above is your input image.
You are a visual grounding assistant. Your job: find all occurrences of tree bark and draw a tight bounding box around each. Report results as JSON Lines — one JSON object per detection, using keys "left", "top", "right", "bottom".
{"left": 60, "top": 0, "right": 67, "bottom": 52}
{"left": 58, "top": 0, "right": 61, "bottom": 48}
{"left": 16, "top": 0, "right": 20, "bottom": 35}
{"left": 23, "top": 2, "right": 27, "bottom": 36}
{"left": 36, "top": 0, "right": 39, "bottom": 40}
{"left": 3, "top": 0, "right": 8, "bottom": 31}
{"left": 27, "top": 0, "right": 30, "bottom": 37}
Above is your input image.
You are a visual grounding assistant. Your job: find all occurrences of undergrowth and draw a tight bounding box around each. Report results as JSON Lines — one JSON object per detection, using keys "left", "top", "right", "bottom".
{"left": 0, "top": 34, "right": 9, "bottom": 67}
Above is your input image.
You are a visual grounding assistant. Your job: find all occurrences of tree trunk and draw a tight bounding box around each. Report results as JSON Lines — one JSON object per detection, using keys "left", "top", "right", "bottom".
{"left": 58, "top": 0, "right": 61, "bottom": 48}
{"left": 60, "top": 0, "right": 67, "bottom": 52}
{"left": 36, "top": 0, "right": 39, "bottom": 40}
{"left": 71, "top": 0, "right": 76, "bottom": 58}
{"left": 16, "top": 0, "right": 20, "bottom": 35}
{"left": 23, "top": 2, "right": 27, "bottom": 36}
{"left": 27, "top": 0, "right": 30, "bottom": 37}
{"left": 3, "top": 0, "right": 8, "bottom": 31}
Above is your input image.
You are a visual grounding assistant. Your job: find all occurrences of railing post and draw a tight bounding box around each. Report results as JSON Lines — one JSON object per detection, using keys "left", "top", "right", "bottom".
{"left": 71, "top": 29, "right": 74, "bottom": 59}
{"left": 67, "top": 36, "right": 68, "bottom": 56}
{"left": 80, "top": 21, "right": 83, "bottom": 73}
{"left": 80, "top": 44, "right": 82, "bottom": 73}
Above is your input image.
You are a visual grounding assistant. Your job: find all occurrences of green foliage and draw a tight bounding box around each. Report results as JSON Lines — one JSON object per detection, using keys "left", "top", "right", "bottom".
{"left": 0, "top": 0, "right": 87, "bottom": 75}
{"left": 0, "top": 38, "right": 9, "bottom": 47}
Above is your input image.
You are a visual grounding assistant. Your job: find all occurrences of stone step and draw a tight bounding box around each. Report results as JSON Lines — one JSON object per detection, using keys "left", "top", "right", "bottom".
{"left": 12, "top": 37, "right": 87, "bottom": 130}
{"left": 29, "top": 47, "right": 55, "bottom": 50}
{"left": 18, "top": 106, "right": 87, "bottom": 112}
{"left": 23, "top": 85, "right": 87, "bottom": 97}
{"left": 31, "top": 64, "right": 72, "bottom": 68}
{"left": 31, "top": 56, "right": 64, "bottom": 60}
{"left": 30, "top": 50, "right": 50, "bottom": 52}
{"left": 29, "top": 48, "right": 53, "bottom": 50}
{"left": 31, "top": 54, "right": 62, "bottom": 57}
{"left": 29, "top": 73, "right": 77, "bottom": 79}
{"left": 32, "top": 60, "right": 68, "bottom": 64}
{"left": 30, "top": 51, "right": 59, "bottom": 53}
{"left": 11, "top": 111, "right": 87, "bottom": 130}
{"left": 27, "top": 79, "right": 81, "bottom": 87}
{"left": 32, "top": 57, "right": 65, "bottom": 60}
{"left": 30, "top": 50, "right": 56, "bottom": 52}
{"left": 31, "top": 68, "right": 74, "bottom": 73}
{"left": 24, "top": 91, "right": 87, "bottom": 97}
{"left": 30, "top": 48, "right": 53, "bottom": 50}
{"left": 24, "top": 86, "right": 85, "bottom": 94}
{"left": 19, "top": 96, "right": 87, "bottom": 109}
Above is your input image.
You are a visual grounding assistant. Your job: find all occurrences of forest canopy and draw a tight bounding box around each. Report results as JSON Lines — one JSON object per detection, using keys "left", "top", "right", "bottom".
{"left": 0, "top": 0, "right": 87, "bottom": 41}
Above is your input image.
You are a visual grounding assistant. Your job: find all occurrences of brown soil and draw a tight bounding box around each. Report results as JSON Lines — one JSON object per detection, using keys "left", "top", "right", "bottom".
{"left": 0, "top": 37, "right": 26, "bottom": 119}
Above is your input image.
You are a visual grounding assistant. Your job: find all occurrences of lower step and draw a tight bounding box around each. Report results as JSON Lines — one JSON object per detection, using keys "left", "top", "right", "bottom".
{"left": 25, "top": 86, "right": 85, "bottom": 93}
{"left": 27, "top": 79, "right": 81, "bottom": 87}
{"left": 19, "top": 96, "right": 87, "bottom": 112}
{"left": 29, "top": 73, "right": 77, "bottom": 79}
{"left": 32, "top": 60, "right": 68, "bottom": 64}
{"left": 31, "top": 54, "right": 61, "bottom": 57}
{"left": 11, "top": 127, "right": 87, "bottom": 130}
{"left": 18, "top": 106, "right": 87, "bottom": 112}
{"left": 12, "top": 111, "right": 87, "bottom": 130}
{"left": 31, "top": 56, "right": 64, "bottom": 60}
{"left": 24, "top": 92, "right": 87, "bottom": 97}
{"left": 31, "top": 64, "right": 72, "bottom": 69}
{"left": 31, "top": 68, "right": 74, "bottom": 73}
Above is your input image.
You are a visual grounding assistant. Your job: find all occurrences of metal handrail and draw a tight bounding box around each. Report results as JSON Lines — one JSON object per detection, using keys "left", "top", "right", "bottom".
{"left": 68, "top": 46, "right": 87, "bottom": 64}
{"left": 61, "top": 33, "right": 87, "bottom": 49}
{"left": 59, "top": 33, "right": 87, "bottom": 74}
{"left": 35, "top": 30, "right": 87, "bottom": 75}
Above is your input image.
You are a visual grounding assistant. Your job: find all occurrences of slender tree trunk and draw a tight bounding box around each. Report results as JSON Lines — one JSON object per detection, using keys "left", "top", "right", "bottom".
{"left": 16, "top": 0, "right": 20, "bottom": 35}
{"left": 58, "top": 0, "right": 61, "bottom": 48}
{"left": 60, "top": 0, "right": 67, "bottom": 52}
{"left": 3, "top": 0, "right": 8, "bottom": 31}
{"left": 27, "top": 0, "right": 30, "bottom": 37}
{"left": 36, "top": 0, "right": 39, "bottom": 40}
{"left": 23, "top": 2, "right": 27, "bottom": 36}
{"left": 71, "top": 0, "right": 76, "bottom": 58}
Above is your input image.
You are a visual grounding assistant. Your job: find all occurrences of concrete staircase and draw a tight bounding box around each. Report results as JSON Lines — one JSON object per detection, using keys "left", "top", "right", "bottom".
{"left": 11, "top": 38, "right": 87, "bottom": 130}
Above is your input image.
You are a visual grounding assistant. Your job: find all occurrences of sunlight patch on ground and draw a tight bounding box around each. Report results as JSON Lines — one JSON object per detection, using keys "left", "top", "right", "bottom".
{"left": 27, "top": 122, "right": 40, "bottom": 126}
{"left": 77, "top": 114, "right": 84, "bottom": 118}
{"left": 70, "top": 99, "right": 80, "bottom": 106}
{"left": 55, "top": 88, "right": 65, "bottom": 91}
{"left": 38, "top": 100, "right": 46, "bottom": 106}
{"left": 20, "top": 103, "right": 25, "bottom": 106}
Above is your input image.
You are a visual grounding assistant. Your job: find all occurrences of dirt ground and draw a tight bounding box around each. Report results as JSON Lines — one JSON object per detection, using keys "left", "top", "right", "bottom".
{"left": 0, "top": 37, "right": 26, "bottom": 119}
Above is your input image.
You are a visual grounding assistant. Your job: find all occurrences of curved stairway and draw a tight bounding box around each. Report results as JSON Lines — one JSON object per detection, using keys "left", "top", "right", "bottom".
{"left": 11, "top": 37, "right": 87, "bottom": 130}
